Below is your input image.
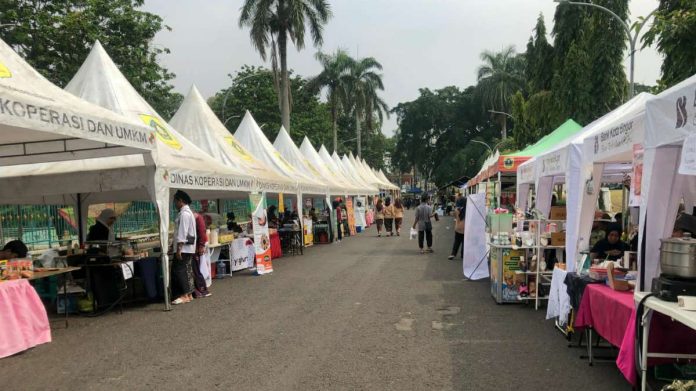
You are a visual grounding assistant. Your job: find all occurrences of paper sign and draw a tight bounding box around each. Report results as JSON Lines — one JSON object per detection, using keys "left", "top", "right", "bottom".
{"left": 679, "top": 134, "right": 696, "bottom": 175}
{"left": 121, "top": 261, "right": 134, "bottom": 280}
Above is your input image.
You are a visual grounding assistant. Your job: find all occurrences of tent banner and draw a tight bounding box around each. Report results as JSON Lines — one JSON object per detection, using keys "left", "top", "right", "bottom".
{"left": 539, "top": 148, "right": 567, "bottom": 177}
{"left": 163, "top": 168, "right": 254, "bottom": 192}
{"left": 250, "top": 193, "right": 273, "bottom": 275}
{"left": 354, "top": 197, "right": 366, "bottom": 228}
{"left": 497, "top": 156, "right": 530, "bottom": 173}
{"left": 303, "top": 217, "right": 314, "bottom": 246}
{"left": 463, "top": 193, "right": 489, "bottom": 280}
{"left": 592, "top": 115, "right": 644, "bottom": 162}
{"left": 631, "top": 143, "right": 644, "bottom": 207}
{"left": 518, "top": 161, "right": 535, "bottom": 184}
{"left": 346, "top": 198, "right": 356, "bottom": 235}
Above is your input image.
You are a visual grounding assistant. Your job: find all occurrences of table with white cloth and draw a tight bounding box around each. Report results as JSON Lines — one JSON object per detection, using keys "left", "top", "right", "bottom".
{"left": 0, "top": 279, "right": 52, "bottom": 359}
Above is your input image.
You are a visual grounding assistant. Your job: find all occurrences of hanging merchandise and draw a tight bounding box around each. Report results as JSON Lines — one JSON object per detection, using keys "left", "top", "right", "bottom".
{"left": 250, "top": 193, "right": 273, "bottom": 275}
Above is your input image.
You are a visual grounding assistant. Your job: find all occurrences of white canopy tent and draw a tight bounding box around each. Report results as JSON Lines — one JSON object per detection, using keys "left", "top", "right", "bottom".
{"left": 574, "top": 93, "right": 652, "bottom": 284}
{"left": 234, "top": 112, "right": 327, "bottom": 203}
{"left": 640, "top": 74, "right": 696, "bottom": 290}
{"left": 318, "top": 145, "right": 373, "bottom": 194}
{"left": 65, "top": 41, "right": 259, "bottom": 308}
{"left": 168, "top": 85, "right": 295, "bottom": 194}
{"left": 347, "top": 153, "right": 382, "bottom": 191}
{"left": 375, "top": 166, "right": 399, "bottom": 191}
{"left": 0, "top": 39, "right": 155, "bottom": 168}
{"left": 532, "top": 93, "right": 652, "bottom": 271}
{"left": 339, "top": 153, "right": 378, "bottom": 195}
{"left": 272, "top": 127, "right": 335, "bottom": 196}
{"left": 360, "top": 158, "right": 394, "bottom": 191}
{"left": 299, "top": 137, "right": 360, "bottom": 196}
{"left": 516, "top": 157, "right": 537, "bottom": 212}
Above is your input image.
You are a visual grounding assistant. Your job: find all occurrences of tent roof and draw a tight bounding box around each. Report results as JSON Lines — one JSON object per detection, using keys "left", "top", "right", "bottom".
{"left": 0, "top": 38, "right": 155, "bottom": 166}
{"left": 169, "top": 85, "right": 294, "bottom": 192}
{"left": 299, "top": 137, "right": 359, "bottom": 194}
{"left": 64, "top": 41, "right": 255, "bottom": 194}
{"left": 377, "top": 169, "right": 397, "bottom": 189}
{"left": 234, "top": 111, "right": 323, "bottom": 194}
{"left": 317, "top": 145, "right": 372, "bottom": 193}
{"left": 508, "top": 119, "right": 584, "bottom": 157}
{"left": 536, "top": 93, "right": 652, "bottom": 179}
{"left": 347, "top": 153, "right": 381, "bottom": 188}
{"left": 357, "top": 158, "right": 389, "bottom": 189}
{"left": 271, "top": 126, "right": 333, "bottom": 194}
{"left": 339, "top": 153, "right": 378, "bottom": 192}
{"left": 645, "top": 74, "right": 696, "bottom": 149}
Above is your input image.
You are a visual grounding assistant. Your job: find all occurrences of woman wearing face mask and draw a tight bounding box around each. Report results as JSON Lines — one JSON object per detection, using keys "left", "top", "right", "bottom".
{"left": 590, "top": 223, "right": 629, "bottom": 261}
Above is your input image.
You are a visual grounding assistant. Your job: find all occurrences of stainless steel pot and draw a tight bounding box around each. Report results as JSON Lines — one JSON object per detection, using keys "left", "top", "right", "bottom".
{"left": 659, "top": 235, "right": 696, "bottom": 278}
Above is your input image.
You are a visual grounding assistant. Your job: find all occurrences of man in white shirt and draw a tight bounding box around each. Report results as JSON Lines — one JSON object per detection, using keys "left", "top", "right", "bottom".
{"left": 172, "top": 190, "right": 196, "bottom": 305}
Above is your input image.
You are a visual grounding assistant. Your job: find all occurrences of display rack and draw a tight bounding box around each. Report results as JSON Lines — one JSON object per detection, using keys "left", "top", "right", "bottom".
{"left": 489, "top": 218, "right": 567, "bottom": 309}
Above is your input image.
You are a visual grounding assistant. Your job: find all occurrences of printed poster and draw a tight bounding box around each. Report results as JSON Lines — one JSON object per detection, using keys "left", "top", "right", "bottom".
{"left": 346, "top": 198, "right": 356, "bottom": 235}
{"left": 250, "top": 193, "right": 273, "bottom": 275}
{"left": 631, "top": 143, "right": 644, "bottom": 207}
{"left": 303, "top": 217, "right": 314, "bottom": 246}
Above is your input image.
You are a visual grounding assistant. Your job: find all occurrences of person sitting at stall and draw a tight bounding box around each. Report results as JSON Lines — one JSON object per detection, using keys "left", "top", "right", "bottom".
{"left": 309, "top": 208, "right": 318, "bottom": 223}
{"left": 0, "top": 240, "right": 28, "bottom": 259}
{"left": 590, "top": 223, "right": 629, "bottom": 261}
{"left": 267, "top": 205, "right": 279, "bottom": 228}
{"left": 226, "top": 212, "right": 244, "bottom": 233}
{"left": 87, "top": 208, "right": 117, "bottom": 241}
{"left": 672, "top": 212, "right": 696, "bottom": 238}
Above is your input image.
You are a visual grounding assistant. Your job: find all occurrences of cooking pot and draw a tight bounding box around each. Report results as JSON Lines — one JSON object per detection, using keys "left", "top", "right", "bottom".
{"left": 659, "top": 234, "right": 696, "bottom": 278}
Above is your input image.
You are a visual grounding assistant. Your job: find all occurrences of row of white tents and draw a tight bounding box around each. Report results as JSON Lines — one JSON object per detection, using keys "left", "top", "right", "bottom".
{"left": 513, "top": 72, "right": 696, "bottom": 294}
{"left": 0, "top": 39, "right": 398, "bottom": 308}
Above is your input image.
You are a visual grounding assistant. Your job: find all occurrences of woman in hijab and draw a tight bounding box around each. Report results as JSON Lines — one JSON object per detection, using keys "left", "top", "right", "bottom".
{"left": 590, "top": 223, "right": 628, "bottom": 261}
{"left": 87, "top": 208, "right": 117, "bottom": 241}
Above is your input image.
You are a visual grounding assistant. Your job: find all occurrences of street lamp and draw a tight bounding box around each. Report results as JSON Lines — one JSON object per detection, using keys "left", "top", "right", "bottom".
{"left": 553, "top": 0, "right": 658, "bottom": 99}
{"left": 471, "top": 139, "right": 494, "bottom": 155}
{"left": 488, "top": 110, "right": 513, "bottom": 119}
{"left": 220, "top": 72, "right": 266, "bottom": 126}
{"left": 487, "top": 110, "right": 513, "bottom": 139}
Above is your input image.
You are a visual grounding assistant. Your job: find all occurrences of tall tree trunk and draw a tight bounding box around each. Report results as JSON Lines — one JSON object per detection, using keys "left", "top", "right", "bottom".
{"left": 278, "top": 32, "right": 291, "bottom": 131}
{"left": 331, "top": 95, "right": 338, "bottom": 153}
{"left": 355, "top": 109, "right": 362, "bottom": 158}
{"left": 366, "top": 101, "right": 373, "bottom": 150}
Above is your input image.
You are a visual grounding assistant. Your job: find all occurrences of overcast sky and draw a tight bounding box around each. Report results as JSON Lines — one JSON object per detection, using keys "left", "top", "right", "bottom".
{"left": 142, "top": 0, "right": 662, "bottom": 136}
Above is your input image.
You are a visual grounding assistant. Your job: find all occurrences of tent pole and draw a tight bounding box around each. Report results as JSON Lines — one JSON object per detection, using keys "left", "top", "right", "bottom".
{"left": 76, "top": 193, "right": 84, "bottom": 245}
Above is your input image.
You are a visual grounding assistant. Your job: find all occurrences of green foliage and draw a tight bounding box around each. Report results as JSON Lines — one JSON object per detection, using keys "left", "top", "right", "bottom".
{"left": 0, "top": 0, "right": 180, "bottom": 118}
{"left": 526, "top": 14, "right": 554, "bottom": 93}
{"left": 510, "top": 91, "right": 531, "bottom": 149}
{"left": 343, "top": 56, "right": 387, "bottom": 157}
{"left": 643, "top": 0, "right": 696, "bottom": 90}
{"left": 476, "top": 46, "right": 526, "bottom": 117}
{"left": 586, "top": 0, "right": 629, "bottom": 114}
{"left": 392, "top": 86, "right": 498, "bottom": 188}
{"left": 208, "top": 65, "right": 333, "bottom": 147}
{"left": 555, "top": 36, "right": 593, "bottom": 124}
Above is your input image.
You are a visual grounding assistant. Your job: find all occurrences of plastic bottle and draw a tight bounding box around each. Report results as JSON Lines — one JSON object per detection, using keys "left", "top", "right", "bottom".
{"left": 216, "top": 260, "right": 225, "bottom": 278}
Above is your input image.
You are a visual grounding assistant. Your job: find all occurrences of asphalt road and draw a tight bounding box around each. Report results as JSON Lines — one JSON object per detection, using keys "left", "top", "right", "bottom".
{"left": 5, "top": 213, "right": 629, "bottom": 390}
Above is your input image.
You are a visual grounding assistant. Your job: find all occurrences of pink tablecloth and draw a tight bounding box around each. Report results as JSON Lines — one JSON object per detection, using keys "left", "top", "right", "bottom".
{"left": 0, "top": 279, "right": 52, "bottom": 358}
{"left": 617, "top": 300, "right": 696, "bottom": 386}
{"left": 574, "top": 283, "right": 634, "bottom": 348}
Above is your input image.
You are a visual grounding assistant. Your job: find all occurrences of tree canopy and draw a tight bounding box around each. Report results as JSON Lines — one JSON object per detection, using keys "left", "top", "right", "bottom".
{"left": 0, "top": 0, "right": 181, "bottom": 118}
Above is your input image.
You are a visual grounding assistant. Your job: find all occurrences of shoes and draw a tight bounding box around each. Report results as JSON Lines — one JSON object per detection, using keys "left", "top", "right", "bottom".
{"left": 171, "top": 298, "right": 188, "bottom": 305}
{"left": 427, "top": 248, "right": 434, "bottom": 253}
{"left": 448, "top": 255, "right": 454, "bottom": 260}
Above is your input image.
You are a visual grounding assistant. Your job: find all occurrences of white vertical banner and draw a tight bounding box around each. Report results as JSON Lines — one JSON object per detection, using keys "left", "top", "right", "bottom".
{"left": 463, "top": 193, "right": 489, "bottom": 280}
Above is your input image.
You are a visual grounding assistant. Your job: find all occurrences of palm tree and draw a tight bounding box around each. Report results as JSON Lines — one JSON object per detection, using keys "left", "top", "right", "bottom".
{"left": 476, "top": 45, "right": 526, "bottom": 138}
{"left": 364, "top": 89, "right": 389, "bottom": 144}
{"left": 307, "top": 48, "right": 353, "bottom": 153}
{"left": 239, "top": 0, "right": 332, "bottom": 132}
{"left": 344, "top": 56, "right": 385, "bottom": 157}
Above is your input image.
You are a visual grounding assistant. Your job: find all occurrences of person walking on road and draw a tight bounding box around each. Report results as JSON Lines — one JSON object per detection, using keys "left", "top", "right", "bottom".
{"left": 413, "top": 194, "right": 436, "bottom": 254}
{"left": 383, "top": 197, "right": 395, "bottom": 236}
{"left": 375, "top": 199, "right": 385, "bottom": 237}
{"left": 394, "top": 198, "right": 405, "bottom": 236}
{"left": 449, "top": 197, "right": 466, "bottom": 260}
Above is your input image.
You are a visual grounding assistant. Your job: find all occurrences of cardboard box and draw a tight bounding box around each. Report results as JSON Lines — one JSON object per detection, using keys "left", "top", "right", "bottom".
{"left": 549, "top": 206, "right": 567, "bottom": 220}
{"left": 550, "top": 232, "right": 566, "bottom": 246}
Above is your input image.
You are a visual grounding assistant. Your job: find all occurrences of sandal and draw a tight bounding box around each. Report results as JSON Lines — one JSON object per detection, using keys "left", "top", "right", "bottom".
{"left": 420, "top": 249, "right": 425, "bottom": 254}
{"left": 172, "top": 298, "right": 187, "bottom": 305}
